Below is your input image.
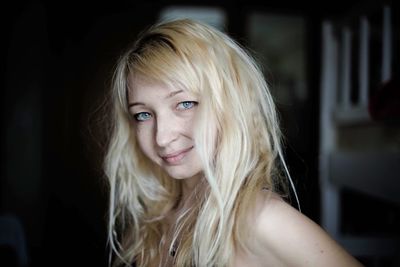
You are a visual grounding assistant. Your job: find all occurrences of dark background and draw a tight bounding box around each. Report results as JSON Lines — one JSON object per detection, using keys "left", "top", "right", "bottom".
{"left": 1, "top": 0, "right": 398, "bottom": 266}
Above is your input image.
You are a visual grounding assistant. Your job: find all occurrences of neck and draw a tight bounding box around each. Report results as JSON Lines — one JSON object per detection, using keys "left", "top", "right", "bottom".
{"left": 180, "top": 173, "right": 203, "bottom": 204}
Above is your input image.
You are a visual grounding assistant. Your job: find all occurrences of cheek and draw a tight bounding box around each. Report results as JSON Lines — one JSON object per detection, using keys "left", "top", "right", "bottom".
{"left": 183, "top": 116, "right": 197, "bottom": 136}
{"left": 135, "top": 127, "right": 154, "bottom": 158}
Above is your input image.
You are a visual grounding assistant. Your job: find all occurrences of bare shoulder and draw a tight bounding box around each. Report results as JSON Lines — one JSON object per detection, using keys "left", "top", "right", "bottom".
{"left": 250, "top": 191, "right": 364, "bottom": 267}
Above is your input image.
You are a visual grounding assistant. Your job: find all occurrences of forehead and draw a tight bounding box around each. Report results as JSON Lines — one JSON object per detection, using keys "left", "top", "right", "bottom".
{"left": 127, "top": 74, "right": 181, "bottom": 101}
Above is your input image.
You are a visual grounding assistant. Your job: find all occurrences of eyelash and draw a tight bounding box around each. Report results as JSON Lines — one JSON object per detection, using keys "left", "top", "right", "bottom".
{"left": 133, "top": 101, "right": 198, "bottom": 122}
{"left": 177, "top": 101, "right": 198, "bottom": 110}
{"left": 133, "top": 112, "right": 151, "bottom": 122}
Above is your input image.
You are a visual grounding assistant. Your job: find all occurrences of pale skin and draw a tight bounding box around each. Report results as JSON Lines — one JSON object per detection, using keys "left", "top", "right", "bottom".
{"left": 231, "top": 192, "right": 364, "bottom": 267}
{"left": 127, "top": 77, "right": 363, "bottom": 267}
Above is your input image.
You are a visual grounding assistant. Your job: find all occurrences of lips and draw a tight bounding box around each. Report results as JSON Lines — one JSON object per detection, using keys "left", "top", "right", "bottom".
{"left": 161, "top": 146, "right": 194, "bottom": 165}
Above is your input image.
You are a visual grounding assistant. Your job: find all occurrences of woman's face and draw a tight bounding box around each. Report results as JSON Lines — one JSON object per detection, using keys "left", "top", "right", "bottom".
{"left": 127, "top": 76, "right": 203, "bottom": 183}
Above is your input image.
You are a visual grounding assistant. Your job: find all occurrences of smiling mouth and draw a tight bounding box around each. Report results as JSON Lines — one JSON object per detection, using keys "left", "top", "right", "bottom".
{"left": 161, "top": 146, "right": 193, "bottom": 165}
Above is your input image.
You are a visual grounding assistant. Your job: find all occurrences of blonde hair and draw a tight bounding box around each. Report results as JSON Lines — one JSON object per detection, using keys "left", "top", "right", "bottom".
{"left": 104, "top": 18, "right": 298, "bottom": 266}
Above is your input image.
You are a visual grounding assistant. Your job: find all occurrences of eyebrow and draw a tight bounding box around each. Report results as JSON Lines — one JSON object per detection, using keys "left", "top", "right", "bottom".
{"left": 128, "top": 89, "right": 184, "bottom": 108}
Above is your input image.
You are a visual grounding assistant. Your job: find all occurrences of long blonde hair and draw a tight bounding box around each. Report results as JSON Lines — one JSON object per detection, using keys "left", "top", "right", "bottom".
{"left": 104, "top": 18, "right": 298, "bottom": 267}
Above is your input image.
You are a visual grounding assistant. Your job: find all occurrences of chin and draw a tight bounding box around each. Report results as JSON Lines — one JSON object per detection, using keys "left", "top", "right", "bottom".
{"left": 167, "top": 171, "right": 196, "bottom": 180}
{"left": 165, "top": 167, "right": 202, "bottom": 180}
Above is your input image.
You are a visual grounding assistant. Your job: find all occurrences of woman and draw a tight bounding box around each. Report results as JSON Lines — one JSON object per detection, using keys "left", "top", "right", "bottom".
{"left": 104, "top": 18, "right": 363, "bottom": 266}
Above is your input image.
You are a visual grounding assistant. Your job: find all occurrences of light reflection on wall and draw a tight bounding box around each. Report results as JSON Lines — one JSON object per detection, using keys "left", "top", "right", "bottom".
{"left": 159, "top": 6, "right": 227, "bottom": 31}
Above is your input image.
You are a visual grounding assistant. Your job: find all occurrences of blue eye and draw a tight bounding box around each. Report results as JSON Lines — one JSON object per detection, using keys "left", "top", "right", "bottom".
{"left": 134, "top": 112, "right": 152, "bottom": 122}
{"left": 177, "top": 101, "right": 197, "bottom": 110}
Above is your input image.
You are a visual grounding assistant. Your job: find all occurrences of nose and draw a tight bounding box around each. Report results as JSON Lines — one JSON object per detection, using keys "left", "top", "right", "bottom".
{"left": 155, "top": 114, "right": 178, "bottom": 147}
